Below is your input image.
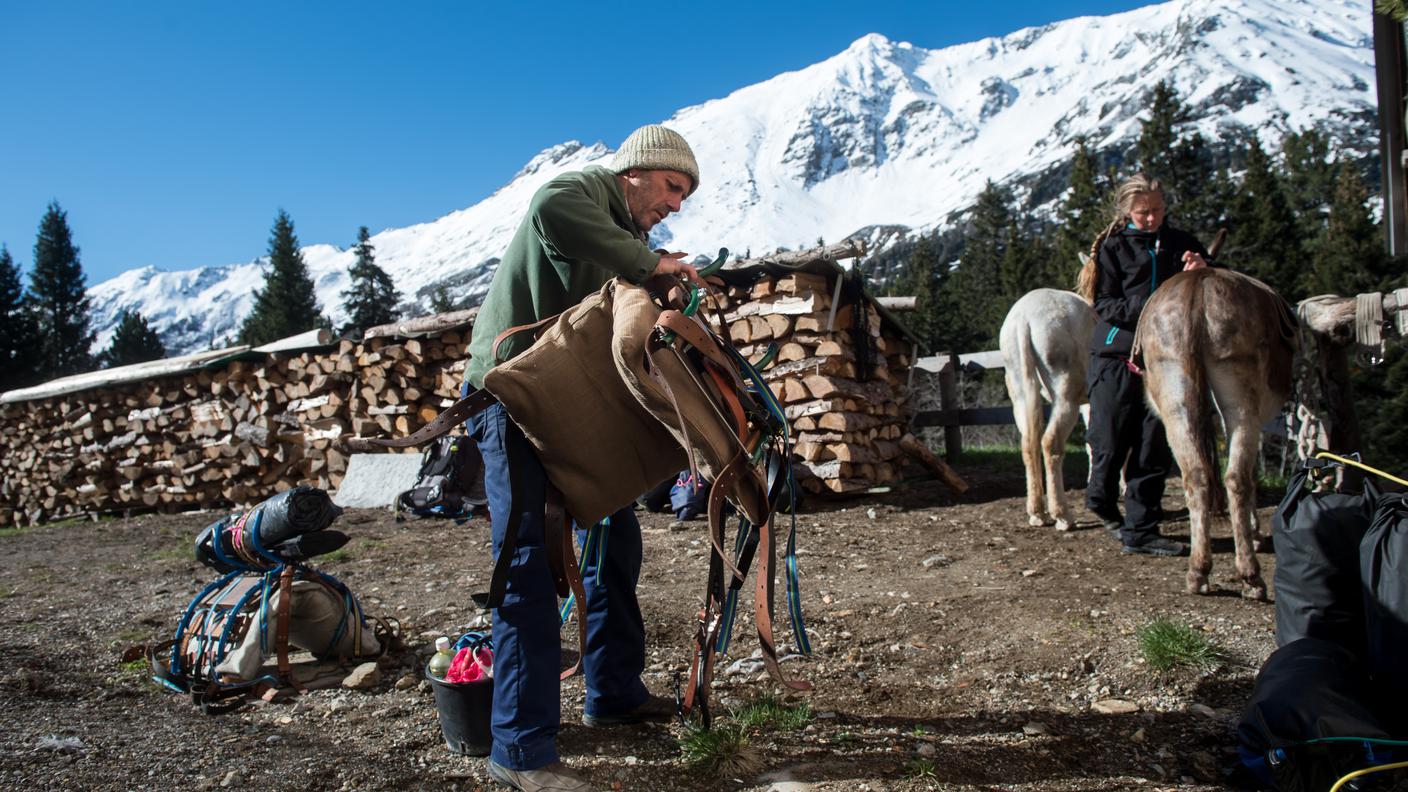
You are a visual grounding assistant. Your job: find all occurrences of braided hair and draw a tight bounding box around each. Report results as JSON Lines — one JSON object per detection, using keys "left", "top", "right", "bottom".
{"left": 1075, "top": 174, "right": 1165, "bottom": 304}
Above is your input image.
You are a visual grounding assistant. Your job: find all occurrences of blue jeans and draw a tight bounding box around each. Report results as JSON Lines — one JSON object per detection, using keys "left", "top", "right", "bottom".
{"left": 467, "top": 401, "right": 648, "bottom": 771}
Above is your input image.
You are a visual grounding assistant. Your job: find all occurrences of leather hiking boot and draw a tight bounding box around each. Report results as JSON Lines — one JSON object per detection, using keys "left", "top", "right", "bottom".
{"left": 487, "top": 760, "right": 595, "bottom": 792}
{"left": 1121, "top": 536, "right": 1188, "bottom": 557}
{"left": 583, "top": 693, "right": 676, "bottom": 727}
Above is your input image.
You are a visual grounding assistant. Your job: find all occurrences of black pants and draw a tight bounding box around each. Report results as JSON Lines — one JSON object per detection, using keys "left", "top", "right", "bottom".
{"left": 1085, "top": 355, "right": 1172, "bottom": 545}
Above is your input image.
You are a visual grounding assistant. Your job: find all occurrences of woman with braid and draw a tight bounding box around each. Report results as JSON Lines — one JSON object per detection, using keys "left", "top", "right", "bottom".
{"left": 1076, "top": 174, "right": 1210, "bottom": 557}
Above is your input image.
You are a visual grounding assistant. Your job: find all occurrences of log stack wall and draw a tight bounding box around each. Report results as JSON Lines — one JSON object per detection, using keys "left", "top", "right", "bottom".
{"left": 703, "top": 269, "right": 915, "bottom": 495}
{"left": 0, "top": 333, "right": 468, "bottom": 527}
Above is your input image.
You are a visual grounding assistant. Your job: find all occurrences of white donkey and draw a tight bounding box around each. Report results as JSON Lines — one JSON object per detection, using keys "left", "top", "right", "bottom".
{"left": 999, "top": 288, "right": 1096, "bottom": 532}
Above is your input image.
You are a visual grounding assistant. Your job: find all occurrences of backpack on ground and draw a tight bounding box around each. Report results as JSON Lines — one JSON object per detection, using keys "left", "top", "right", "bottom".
{"left": 396, "top": 434, "right": 487, "bottom": 519}
{"left": 149, "top": 487, "right": 396, "bottom": 714}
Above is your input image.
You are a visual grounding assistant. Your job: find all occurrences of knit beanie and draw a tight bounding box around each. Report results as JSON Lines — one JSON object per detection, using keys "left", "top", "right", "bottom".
{"left": 610, "top": 125, "right": 700, "bottom": 196}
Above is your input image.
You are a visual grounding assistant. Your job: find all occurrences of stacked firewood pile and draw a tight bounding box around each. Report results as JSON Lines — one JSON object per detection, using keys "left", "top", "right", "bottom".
{"left": 708, "top": 243, "right": 918, "bottom": 494}
{"left": 0, "top": 320, "right": 472, "bottom": 527}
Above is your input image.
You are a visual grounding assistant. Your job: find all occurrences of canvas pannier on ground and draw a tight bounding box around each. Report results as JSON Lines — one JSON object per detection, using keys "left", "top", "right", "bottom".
{"left": 148, "top": 487, "right": 393, "bottom": 713}
{"left": 348, "top": 259, "right": 811, "bottom": 723}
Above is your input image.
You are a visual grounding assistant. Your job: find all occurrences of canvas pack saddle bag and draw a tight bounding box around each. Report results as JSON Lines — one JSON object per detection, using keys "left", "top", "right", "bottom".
{"left": 348, "top": 265, "right": 811, "bottom": 723}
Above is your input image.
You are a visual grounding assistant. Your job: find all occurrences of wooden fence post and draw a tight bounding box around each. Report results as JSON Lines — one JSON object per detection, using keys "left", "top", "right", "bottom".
{"left": 937, "top": 352, "right": 962, "bottom": 457}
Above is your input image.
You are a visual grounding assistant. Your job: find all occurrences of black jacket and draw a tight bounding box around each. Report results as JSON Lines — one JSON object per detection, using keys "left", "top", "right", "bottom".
{"left": 1090, "top": 224, "right": 1210, "bottom": 358}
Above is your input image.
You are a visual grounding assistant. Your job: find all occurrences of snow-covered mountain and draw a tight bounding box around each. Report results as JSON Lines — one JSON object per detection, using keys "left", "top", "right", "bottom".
{"left": 89, "top": 0, "right": 1378, "bottom": 355}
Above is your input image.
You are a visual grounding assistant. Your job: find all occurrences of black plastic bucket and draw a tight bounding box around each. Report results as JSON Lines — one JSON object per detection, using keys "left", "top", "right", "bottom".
{"left": 427, "top": 663, "right": 493, "bottom": 756}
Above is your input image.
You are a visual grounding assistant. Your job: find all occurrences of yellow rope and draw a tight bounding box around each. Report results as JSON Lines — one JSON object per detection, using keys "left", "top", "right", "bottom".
{"left": 1313, "top": 451, "right": 1408, "bottom": 488}
{"left": 1329, "top": 759, "right": 1408, "bottom": 792}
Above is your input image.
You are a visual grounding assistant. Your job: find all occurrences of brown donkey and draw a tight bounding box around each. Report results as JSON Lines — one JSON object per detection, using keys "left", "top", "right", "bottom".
{"left": 1135, "top": 268, "right": 1296, "bottom": 598}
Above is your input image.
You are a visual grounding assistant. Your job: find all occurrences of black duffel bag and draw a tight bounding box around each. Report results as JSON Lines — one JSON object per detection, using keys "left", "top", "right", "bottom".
{"left": 1236, "top": 637, "right": 1400, "bottom": 791}
{"left": 1272, "top": 461, "right": 1378, "bottom": 653}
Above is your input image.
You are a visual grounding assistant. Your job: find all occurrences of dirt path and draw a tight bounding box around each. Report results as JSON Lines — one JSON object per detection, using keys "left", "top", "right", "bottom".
{"left": 0, "top": 469, "right": 1277, "bottom": 791}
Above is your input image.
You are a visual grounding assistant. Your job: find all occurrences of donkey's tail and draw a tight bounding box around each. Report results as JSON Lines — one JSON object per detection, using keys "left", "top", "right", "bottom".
{"left": 1006, "top": 318, "right": 1047, "bottom": 501}
{"left": 1180, "top": 277, "right": 1226, "bottom": 516}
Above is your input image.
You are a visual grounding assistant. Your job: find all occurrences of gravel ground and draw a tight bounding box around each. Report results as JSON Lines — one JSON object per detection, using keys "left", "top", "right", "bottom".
{"left": 0, "top": 463, "right": 1279, "bottom": 791}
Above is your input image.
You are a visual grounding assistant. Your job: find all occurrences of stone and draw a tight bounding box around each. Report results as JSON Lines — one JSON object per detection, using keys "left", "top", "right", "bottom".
{"left": 1091, "top": 698, "right": 1140, "bottom": 715}
{"left": 342, "top": 662, "right": 380, "bottom": 690}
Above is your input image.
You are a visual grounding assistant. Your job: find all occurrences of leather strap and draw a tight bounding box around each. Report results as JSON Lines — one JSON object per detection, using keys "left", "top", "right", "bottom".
{"left": 545, "top": 484, "right": 588, "bottom": 680}
{"left": 275, "top": 566, "right": 293, "bottom": 680}
{"left": 754, "top": 517, "right": 812, "bottom": 693}
{"left": 346, "top": 388, "right": 498, "bottom": 451}
{"left": 492, "top": 313, "right": 562, "bottom": 363}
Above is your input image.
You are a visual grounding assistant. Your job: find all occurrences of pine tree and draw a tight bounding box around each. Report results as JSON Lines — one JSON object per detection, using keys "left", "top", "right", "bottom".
{"left": 950, "top": 181, "right": 1013, "bottom": 350}
{"left": 1304, "top": 164, "right": 1389, "bottom": 297}
{"left": 893, "top": 233, "right": 942, "bottom": 351}
{"left": 1133, "top": 81, "right": 1182, "bottom": 179}
{"left": 428, "top": 286, "right": 456, "bottom": 314}
{"left": 1054, "top": 137, "right": 1109, "bottom": 286}
{"left": 238, "top": 210, "right": 322, "bottom": 346}
{"left": 100, "top": 309, "right": 166, "bottom": 368}
{"left": 1225, "top": 137, "right": 1303, "bottom": 300}
{"left": 1280, "top": 129, "right": 1338, "bottom": 245}
{"left": 29, "top": 201, "right": 95, "bottom": 378}
{"left": 339, "top": 226, "right": 401, "bottom": 338}
{"left": 0, "top": 245, "right": 40, "bottom": 391}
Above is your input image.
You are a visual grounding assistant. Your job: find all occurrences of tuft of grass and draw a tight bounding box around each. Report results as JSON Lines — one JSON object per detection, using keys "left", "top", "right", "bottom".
{"left": 319, "top": 547, "right": 351, "bottom": 562}
{"left": 678, "top": 723, "right": 761, "bottom": 776}
{"left": 1137, "top": 618, "right": 1221, "bottom": 671}
{"left": 906, "top": 757, "right": 939, "bottom": 780}
{"left": 0, "top": 525, "right": 28, "bottom": 539}
{"left": 732, "top": 693, "right": 812, "bottom": 730}
{"left": 116, "top": 659, "right": 149, "bottom": 683}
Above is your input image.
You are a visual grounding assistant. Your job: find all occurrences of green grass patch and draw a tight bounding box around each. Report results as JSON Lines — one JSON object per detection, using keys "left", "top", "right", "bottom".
{"left": 319, "top": 547, "right": 351, "bottom": 562}
{"left": 116, "top": 659, "right": 149, "bottom": 683}
{"left": 357, "top": 538, "right": 384, "bottom": 551}
{"left": 906, "top": 757, "right": 939, "bottom": 780}
{"left": 731, "top": 693, "right": 812, "bottom": 730}
{"left": 678, "top": 722, "right": 760, "bottom": 776}
{"left": 1137, "top": 618, "right": 1221, "bottom": 672}
{"left": 1257, "top": 470, "right": 1289, "bottom": 502}
{"left": 0, "top": 525, "right": 28, "bottom": 539}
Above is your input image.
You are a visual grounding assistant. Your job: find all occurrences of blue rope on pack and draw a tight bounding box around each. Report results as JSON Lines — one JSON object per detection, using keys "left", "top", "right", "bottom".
{"left": 722, "top": 352, "right": 811, "bottom": 656}
{"left": 213, "top": 567, "right": 282, "bottom": 685}
{"left": 784, "top": 471, "right": 811, "bottom": 656}
{"left": 171, "top": 569, "right": 244, "bottom": 677}
{"left": 307, "top": 568, "right": 357, "bottom": 658}
{"left": 245, "top": 510, "right": 290, "bottom": 569}
{"left": 256, "top": 570, "right": 276, "bottom": 657}
{"left": 714, "top": 517, "right": 752, "bottom": 654}
{"left": 559, "top": 520, "right": 608, "bottom": 625}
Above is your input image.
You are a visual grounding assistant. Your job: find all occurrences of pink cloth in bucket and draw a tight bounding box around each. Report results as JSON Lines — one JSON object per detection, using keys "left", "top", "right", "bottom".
{"left": 445, "top": 647, "right": 494, "bottom": 683}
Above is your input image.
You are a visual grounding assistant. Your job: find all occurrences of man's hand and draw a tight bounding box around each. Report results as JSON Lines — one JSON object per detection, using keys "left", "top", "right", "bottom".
{"left": 1182, "top": 251, "right": 1208, "bottom": 271}
{"left": 653, "top": 250, "right": 707, "bottom": 288}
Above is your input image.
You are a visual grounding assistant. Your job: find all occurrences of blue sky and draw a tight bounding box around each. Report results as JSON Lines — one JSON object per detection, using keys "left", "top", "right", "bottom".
{"left": 0, "top": 1, "right": 1151, "bottom": 285}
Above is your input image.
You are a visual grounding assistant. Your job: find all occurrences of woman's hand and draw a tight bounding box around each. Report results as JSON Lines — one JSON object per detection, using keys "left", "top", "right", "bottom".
{"left": 1182, "top": 251, "right": 1208, "bottom": 271}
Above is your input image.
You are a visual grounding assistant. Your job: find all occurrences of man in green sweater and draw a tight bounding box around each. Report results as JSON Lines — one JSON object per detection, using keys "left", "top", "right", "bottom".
{"left": 464, "top": 125, "right": 703, "bottom": 792}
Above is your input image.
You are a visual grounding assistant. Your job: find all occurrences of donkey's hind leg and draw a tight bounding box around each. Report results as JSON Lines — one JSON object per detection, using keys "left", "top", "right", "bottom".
{"left": 1145, "top": 367, "right": 1215, "bottom": 594}
{"left": 1214, "top": 386, "right": 1268, "bottom": 601}
{"left": 1042, "top": 394, "right": 1083, "bottom": 532}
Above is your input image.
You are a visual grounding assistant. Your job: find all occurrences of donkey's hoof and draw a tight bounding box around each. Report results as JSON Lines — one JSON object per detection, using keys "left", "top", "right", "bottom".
{"left": 1186, "top": 574, "right": 1211, "bottom": 596}
{"left": 1053, "top": 518, "right": 1072, "bottom": 532}
{"left": 1028, "top": 514, "right": 1048, "bottom": 528}
{"left": 1242, "top": 576, "right": 1269, "bottom": 601}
